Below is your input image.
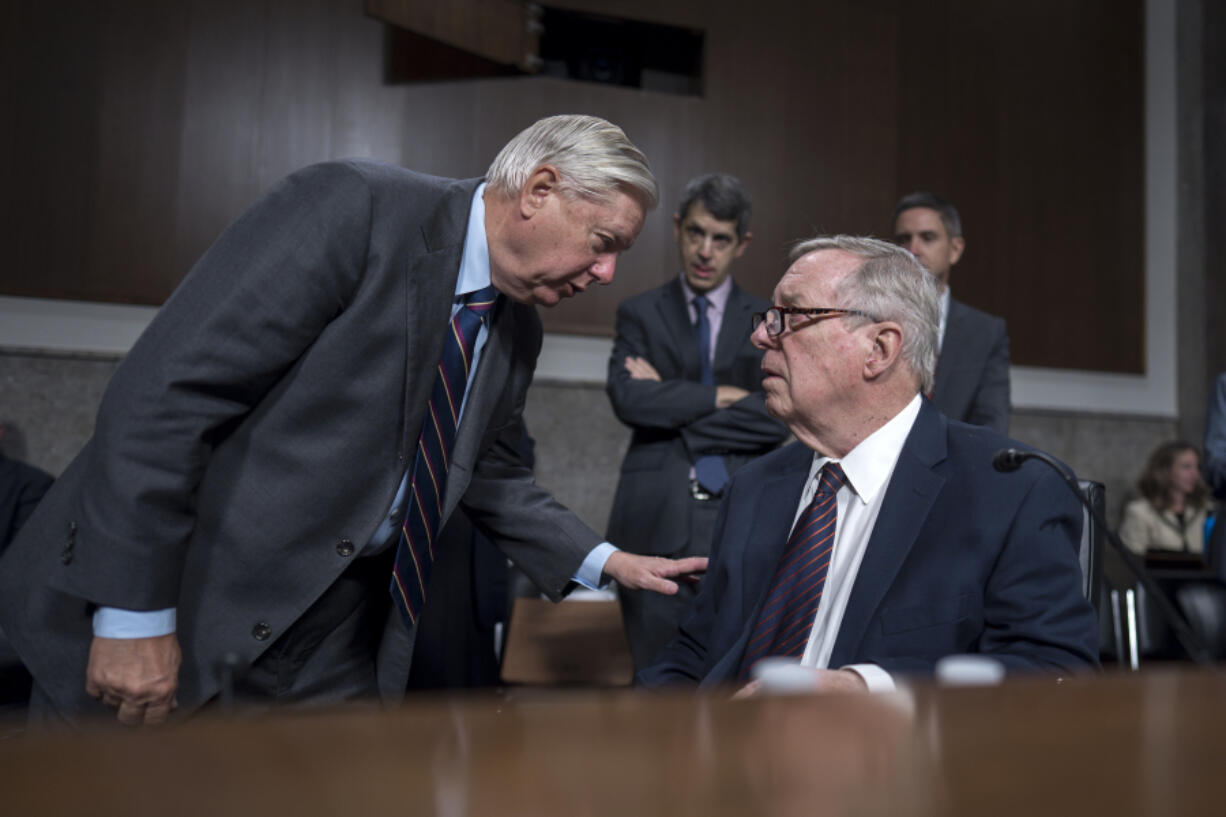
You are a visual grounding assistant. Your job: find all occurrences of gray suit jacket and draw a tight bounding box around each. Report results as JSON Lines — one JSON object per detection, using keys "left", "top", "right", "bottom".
{"left": 0, "top": 160, "right": 598, "bottom": 720}
{"left": 932, "top": 297, "right": 1010, "bottom": 433}
{"left": 606, "top": 279, "right": 787, "bottom": 555}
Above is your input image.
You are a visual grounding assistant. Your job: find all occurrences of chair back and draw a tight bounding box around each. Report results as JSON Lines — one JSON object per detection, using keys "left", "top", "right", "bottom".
{"left": 1077, "top": 480, "right": 1105, "bottom": 608}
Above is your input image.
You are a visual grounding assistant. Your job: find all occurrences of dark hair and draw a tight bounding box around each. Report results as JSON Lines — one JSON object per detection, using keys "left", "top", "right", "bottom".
{"left": 893, "top": 191, "right": 962, "bottom": 238}
{"left": 676, "top": 173, "right": 752, "bottom": 240}
{"left": 1137, "top": 440, "right": 1211, "bottom": 511}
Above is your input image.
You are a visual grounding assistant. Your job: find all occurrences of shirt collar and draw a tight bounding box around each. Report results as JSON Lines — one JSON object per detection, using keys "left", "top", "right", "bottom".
{"left": 679, "top": 273, "right": 734, "bottom": 315}
{"left": 807, "top": 393, "right": 923, "bottom": 506}
{"left": 456, "top": 182, "right": 492, "bottom": 299}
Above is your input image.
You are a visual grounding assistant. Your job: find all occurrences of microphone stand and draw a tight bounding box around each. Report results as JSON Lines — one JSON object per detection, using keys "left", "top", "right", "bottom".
{"left": 1003, "top": 449, "right": 1215, "bottom": 667}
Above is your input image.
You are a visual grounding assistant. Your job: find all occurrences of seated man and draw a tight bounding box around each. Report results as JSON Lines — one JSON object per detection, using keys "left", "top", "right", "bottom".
{"left": 639, "top": 236, "right": 1098, "bottom": 692}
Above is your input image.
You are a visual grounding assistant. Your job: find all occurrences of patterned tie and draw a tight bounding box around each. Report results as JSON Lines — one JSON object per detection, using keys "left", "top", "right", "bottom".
{"left": 739, "top": 462, "right": 847, "bottom": 677}
{"left": 692, "top": 295, "right": 729, "bottom": 494}
{"left": 390, "top": 284, "right": 499, "bottom": 627}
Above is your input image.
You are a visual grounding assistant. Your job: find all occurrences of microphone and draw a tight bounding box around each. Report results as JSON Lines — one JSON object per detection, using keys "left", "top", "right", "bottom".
{"left": 992, "top": 448, "right": 1030, "bottom": 473}
{"left": 993, "top": 447, "right": 1214, "bottom": 665}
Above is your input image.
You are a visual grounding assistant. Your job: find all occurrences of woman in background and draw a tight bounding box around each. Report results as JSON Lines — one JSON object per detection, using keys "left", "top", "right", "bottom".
{"left": 1120, "top": 441, "right": 1215, "bottom": 556}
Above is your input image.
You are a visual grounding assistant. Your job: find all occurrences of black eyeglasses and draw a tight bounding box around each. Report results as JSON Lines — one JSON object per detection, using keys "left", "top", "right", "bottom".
{"left": 751, "top": 306, "right": 879, "bottom": 338}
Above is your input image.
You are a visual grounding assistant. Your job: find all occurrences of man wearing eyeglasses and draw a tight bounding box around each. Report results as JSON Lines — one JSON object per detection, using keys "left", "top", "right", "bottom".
{"left": 639, "top": 236, "right": 1098, "bottom": 691}
{"left": 893, "top": 192, "right": 1010, "bottom": 433}
{"left": 606, "top": 173, "right": 789, "bottom": 671}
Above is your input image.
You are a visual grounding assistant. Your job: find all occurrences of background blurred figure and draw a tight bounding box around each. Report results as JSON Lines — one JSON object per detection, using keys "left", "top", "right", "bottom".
{"left": 0, "top": 422, "right": 53, "bottom": 717}
{"left": 892, "top": 192, "right": 1010, "bottom": 433}
{"left": 606, "top": 173, "right": 788, "bottom": 671}
{"left": 0, "top": 422, "right": 52, "bottom": 554}
{"left": 1205, "top": 372, "right": 1226, "bottom": 501}
{"left": 1120, "top": 441, "right": 1216, "bottom": 556}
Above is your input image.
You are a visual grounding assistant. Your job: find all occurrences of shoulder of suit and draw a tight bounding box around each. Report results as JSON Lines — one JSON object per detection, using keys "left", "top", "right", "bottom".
{"left": 950, "top": 297, "right": 1006, "bottom": 330}
{"left": 617, "top": 277, "right": 683, "bottom": 312}
{"left": 288, "top": 159, "right": 479, "bottom": 197}
{"left": 728, "top": 279, "right": 771, "bottom": 311}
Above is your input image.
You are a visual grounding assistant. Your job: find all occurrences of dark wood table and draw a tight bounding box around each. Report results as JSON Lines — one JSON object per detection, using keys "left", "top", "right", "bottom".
{"left": 4, "top": 668, "right": 1226, "bottom": 816}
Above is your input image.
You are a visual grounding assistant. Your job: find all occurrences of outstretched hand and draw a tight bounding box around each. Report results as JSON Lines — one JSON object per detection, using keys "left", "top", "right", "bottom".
{"left": 603, "top": 551, "right": 708, "bottom": 595}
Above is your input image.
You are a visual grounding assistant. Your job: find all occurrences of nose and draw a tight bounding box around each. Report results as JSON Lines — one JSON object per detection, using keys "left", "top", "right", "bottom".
{"left": 590, "top": 253, "right": 617, "bottom": 284}
{"left": 698, "top": 236, "right": 714, "bottom": 258}
{"left": 751, "top": 319, "right": 775, "bottom": 350}
{"left": 903, "top": 237, "right": 921, "bottom": 255}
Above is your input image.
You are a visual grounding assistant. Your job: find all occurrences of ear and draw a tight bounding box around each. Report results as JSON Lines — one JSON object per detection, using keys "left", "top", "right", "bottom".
{"left": 949, "top": 235, "right": 965, "bottom": 266}
{"left": 673, "top": 212, "right": 682, "bottom": 244}
{"left": 519, "top": 165, "right": 561, "bottom": 219}
{"left": 733, "top": 230, "right": 753, "bottom": 258}
{"left": 863, "top": 321, "right": 904, "bottom": 380}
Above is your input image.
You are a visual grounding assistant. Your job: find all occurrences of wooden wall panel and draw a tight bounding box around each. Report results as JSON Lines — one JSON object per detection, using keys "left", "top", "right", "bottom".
{"left": 0, "top": 0, "right": 1145, "bottom": 374}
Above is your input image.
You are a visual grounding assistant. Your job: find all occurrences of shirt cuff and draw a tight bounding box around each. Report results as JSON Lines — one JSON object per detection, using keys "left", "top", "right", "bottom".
{"left": 93, "top": 606, "right": 177, "bottom": 638}
{"left": 573, "top": 542, "right": 619, "bottom": 590}
{"left": 842, "top": 663, "right": 896, "bottom": 693}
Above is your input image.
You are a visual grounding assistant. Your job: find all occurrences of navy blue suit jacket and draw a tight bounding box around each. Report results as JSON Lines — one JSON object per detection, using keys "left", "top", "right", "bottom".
{"left": 639, "top": 399, "right": 1099, "bottom": 686}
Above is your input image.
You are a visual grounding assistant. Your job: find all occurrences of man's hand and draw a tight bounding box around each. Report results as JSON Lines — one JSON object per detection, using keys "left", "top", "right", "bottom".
{"left": 716, "top": 385, "right": 750, "bottom": 407}
{"left": 86, "top": 634, "right": 181, "bottom": 726}
{"left": 624, "top": 356, "right": 662, "bottom": 381}
{"left": 732, "top": 668, "right": 869, "bottom": 699}
{"left": 603, "top": 551, "right": 708, "bottom": 595}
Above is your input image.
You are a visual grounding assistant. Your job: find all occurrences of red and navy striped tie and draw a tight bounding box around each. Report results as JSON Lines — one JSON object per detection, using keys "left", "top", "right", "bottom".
{"left": 739, "top": 462, "right": 847, "bottom": 678}
{"left": 391, "top": 284, "right": 499, "bottom": 627}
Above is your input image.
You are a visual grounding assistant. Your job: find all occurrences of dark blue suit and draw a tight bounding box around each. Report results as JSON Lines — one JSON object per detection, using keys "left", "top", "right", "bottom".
{"left": 639, "top": 400, "right": 1099, "bottom": 686}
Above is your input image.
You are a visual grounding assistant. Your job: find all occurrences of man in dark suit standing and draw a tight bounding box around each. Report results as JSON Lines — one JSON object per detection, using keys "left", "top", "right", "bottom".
{"left": 640, "top": 236, "right": 1097, "bottom": 692}
{"left": 0, "top": 115, "right": 706, "bottom": 726}
{"left": 893, "top": 192, "right": 1010, "bottom": 433}
{"left": 607, "top": 174, "right": 789, "bottom": 671}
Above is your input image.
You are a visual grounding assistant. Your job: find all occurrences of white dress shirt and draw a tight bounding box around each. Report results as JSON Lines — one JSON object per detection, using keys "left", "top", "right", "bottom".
{"left": 793, "top": 394, "right": 923, "bottom": 692}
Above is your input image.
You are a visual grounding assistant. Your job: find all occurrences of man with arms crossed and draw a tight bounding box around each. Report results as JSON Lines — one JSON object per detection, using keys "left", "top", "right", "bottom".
{"left": 0, "top": 115, "right": 705, "bottom": 725}
{"left": 640, "top": 236, "right": 1097, "bottom": 691}
{"left": 607, "top": 173, "right": 788, "bottom": 670}
{"left": 893, "top": 192, "right": 1010, "bottom": 433}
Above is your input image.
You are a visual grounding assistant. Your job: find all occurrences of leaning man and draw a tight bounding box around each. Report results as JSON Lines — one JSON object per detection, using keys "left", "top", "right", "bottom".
{"left": 0, "top": 115, "right": 705, "bottom": 726}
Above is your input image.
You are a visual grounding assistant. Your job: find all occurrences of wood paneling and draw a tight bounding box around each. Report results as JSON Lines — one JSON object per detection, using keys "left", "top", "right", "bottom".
{"left": 0, "top": 0, "right": 1144, "bottom": 373}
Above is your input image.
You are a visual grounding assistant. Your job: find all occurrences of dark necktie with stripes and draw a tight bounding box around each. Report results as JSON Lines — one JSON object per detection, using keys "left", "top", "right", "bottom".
{"left": 739, "top": 461, "right": 847, "bottom": 677}
{"left": 390, "top": 284, "right": 499, "bottom": 627}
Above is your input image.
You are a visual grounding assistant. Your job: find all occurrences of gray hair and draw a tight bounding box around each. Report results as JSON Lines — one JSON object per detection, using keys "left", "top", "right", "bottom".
{"left": 893, "top": 191, "right": 963, "bottom": 238}
{"left": 789, "top": 235, "right": 941, "bottom": 393}
{"left": 486, "top": 115, "right": 658, "bottom": 209}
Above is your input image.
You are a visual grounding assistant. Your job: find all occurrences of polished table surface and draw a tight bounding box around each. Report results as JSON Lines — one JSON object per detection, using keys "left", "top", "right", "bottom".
{"left": 3, "top": 668, "right": 1226, "bottom": 816}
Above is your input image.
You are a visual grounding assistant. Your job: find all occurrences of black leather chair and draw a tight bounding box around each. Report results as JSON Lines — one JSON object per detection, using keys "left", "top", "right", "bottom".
{"left": 1077, "top": 480, "right": 1105, "bottom": 609}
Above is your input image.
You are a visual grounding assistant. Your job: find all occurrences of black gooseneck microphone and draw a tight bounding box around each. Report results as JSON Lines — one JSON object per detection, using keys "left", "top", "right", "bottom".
{"left": 993, "top": 448, "right": 1214, "bottom": 666}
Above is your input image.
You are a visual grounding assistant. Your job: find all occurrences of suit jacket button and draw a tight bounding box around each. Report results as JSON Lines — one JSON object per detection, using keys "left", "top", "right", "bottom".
{"left": 336, "top": 539, "right": 355, "bottom": 557}
{"left": 252, "top": 622, "right": 272, "bottom": 641}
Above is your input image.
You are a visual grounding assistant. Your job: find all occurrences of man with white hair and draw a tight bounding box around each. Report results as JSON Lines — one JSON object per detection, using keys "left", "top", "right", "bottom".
{"left": 639, "top": 236, "right": 1097, "bottom": 691}
{"left": 1, "top": 115, "right": 705, "bottom": 725}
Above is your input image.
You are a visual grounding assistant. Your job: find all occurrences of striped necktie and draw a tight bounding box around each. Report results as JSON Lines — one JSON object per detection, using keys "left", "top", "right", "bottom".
{"left": 692, "top": 295, "right": 728, "bottom": 494}
{"left": 739, "top": 462, "right": 847, "bottom": 677}
{"left": 391, "top": 284, "right": 499, "bottom": 627}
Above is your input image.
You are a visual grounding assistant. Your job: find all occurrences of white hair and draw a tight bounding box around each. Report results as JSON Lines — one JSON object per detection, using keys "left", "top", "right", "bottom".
{"left": 790, "top": 235, "right": 941, "bottom": 393}
{"left": 485, "top": 115, "right": 658, "bottom": 208}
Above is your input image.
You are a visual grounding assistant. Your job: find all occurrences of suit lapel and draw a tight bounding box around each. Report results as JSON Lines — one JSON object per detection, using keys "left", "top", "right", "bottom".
{"left": 713, "top": 283, "right": 753, "bottom": 372}
{"left": 703, "top": 444, "right": 812, "bottom": 683}
{"left": 656, "top": 278, "right": 703, "bottom": 378}
{"left": 933, "top": 298, "right": 967, "bottom": 397}
{"left": 829, "top": 402, "right": 948, "bottom": 666}
{"left": 442, "top": 302, "right": 514, "bottom": 519}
